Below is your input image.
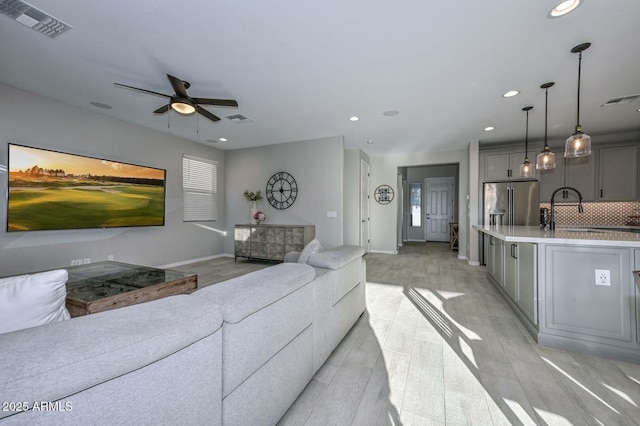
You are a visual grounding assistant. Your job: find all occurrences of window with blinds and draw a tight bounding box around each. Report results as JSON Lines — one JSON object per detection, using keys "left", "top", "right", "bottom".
{"left": 183, "top": 154, "right": 217, "bottom": 221}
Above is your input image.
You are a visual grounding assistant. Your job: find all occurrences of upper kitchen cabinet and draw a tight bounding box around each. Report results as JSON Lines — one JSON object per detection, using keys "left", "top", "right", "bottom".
{"left": 539, "top": 154, "right": 596, "bottom": 202}
{"left": 597, "top": 145, "right": 638, "bottom": 201}
{"left": 484, "top": 151, "right": 538, "bottom": 181}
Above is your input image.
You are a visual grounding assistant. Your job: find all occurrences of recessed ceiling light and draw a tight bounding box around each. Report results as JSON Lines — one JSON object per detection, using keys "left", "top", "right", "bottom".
{"left": 349, "top": 116, "right": 360, "bottom": 122}
{"left": 484, "top": 126, "right": 495, "bottom": 131}
{"left": 547, "top": 0, "right": 582, "bottom": 18}
{"left": 502, "top": 90, "right": 520, "bottom": 98}
{"left": 366, "top": 140, "right": 374, "bottom": 144}
{"left": 219, "top": 137, "right": 228, "bottom": 142}
{"left": 383, "top": 110, "right": 399, "bottom": 117}
{"left": 90, "top": 101, "right": 112, "bottom": 109}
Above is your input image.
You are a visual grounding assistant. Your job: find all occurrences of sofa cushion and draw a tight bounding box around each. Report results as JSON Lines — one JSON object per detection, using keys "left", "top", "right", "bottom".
{"left": 298, "top": 238, "right": 323, "bottom": 264}
{"left": 192, "top": 262, "right": 315, "bottom": 324}
{"left": 0, "top": 294, "right": 223, "bottom": 420}
{"left": 0, "top": 269, "right": 70, "bottom": 335}
{"left": 307, "top": 245, "right": 364, "bottom": 270}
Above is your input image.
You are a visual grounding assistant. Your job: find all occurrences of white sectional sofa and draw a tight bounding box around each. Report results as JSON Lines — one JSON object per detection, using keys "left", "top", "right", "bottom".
{"left": 0, "top": 245, "right": 366, "bottom": 426}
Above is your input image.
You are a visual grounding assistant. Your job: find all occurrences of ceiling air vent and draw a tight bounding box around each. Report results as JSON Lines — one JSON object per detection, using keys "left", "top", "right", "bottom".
{"left": 0, "top": 0, "right": 71, "bottom": 38}
{"left": 226, "top": 114, "right": 253, "bottom": 123}
{"left": 601, "top": 95, "right": 640, "bottom": 107}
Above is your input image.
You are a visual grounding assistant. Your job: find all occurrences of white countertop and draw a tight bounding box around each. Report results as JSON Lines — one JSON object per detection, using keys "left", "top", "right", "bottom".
{"left": 474, "top": 225, "right": 640, "bottom": 248}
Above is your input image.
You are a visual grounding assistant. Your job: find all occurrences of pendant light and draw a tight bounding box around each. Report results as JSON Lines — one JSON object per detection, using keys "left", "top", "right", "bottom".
{"left": 536, "top": 82, "right": 556, "bottom": 170}
{"left": 565, "top": 42, "right": 592, "bottom": 158}
{"left": 519, "top": 106, "right": 534, "bottom": 178}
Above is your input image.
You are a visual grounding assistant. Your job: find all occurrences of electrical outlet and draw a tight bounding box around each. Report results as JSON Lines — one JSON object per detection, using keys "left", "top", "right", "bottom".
{"left": 595, "top": 269, "right": 611, "bottom": 286}
{"left": 82, "top": 258, "right": 91, "bottom": 264}
{"left": 326, "top": 211, "right": 338, "bottom": 218}
{"left": 71, "top": 259, "right": 82, "bottom": 266}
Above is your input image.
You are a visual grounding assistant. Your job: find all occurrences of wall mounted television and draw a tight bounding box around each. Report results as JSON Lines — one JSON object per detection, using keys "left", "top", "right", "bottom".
{"left": 7, "top": 143, "right": 166, "bottom": 232}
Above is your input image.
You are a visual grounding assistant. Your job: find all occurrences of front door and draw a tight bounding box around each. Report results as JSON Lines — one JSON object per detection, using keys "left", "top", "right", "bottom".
{"left": 425, "top": 177, "right": 454, "bottom": 242}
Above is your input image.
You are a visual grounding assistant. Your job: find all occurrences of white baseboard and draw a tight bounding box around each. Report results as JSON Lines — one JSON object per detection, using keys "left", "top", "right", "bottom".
{"left": 157, "top": 253, "right": 231, "bottom": 269}
{"left": 467, "top": 260, "right": 480, "bottom": 266}
{"left": 457, "top": 254, "right": 467, "bottom": 261}
{"left": 369, "top": 250, "right": 398, "bottom": 254}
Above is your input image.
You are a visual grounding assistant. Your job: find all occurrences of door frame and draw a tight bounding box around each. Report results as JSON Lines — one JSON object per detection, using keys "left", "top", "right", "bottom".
{"left": 360, "top": 159, "right": 370, "bottom": 253}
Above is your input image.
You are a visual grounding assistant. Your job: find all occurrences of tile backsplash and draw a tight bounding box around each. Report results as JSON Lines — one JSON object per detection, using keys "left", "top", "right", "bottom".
{"left": 539, "top": 201, "right": 640, "bottom": 227}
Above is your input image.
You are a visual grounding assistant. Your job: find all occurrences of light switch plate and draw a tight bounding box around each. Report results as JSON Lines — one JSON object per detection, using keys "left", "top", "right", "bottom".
{"left": 326, "top": 211, "right": 337, "bottom": 218}
{"left": 595, "top": 269, "right": 611, "bottom": 286}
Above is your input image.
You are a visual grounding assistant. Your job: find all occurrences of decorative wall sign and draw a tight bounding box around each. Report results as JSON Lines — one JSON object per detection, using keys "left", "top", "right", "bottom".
{"left": 266, "top": 171, "right": 298, "bottom": 210}
{"left": 374, "top": 185, "right": 394, "bottom": 204}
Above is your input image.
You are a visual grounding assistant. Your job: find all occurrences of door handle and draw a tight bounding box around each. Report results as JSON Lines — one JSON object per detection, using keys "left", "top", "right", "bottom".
{"left": 511, "top": 244, "right": 518, "bottom": 259}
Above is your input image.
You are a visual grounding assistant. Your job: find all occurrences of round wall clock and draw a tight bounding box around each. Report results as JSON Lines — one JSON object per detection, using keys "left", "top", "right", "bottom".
{"left": 374, "top": 185, "right": 394, "bottom": 204}
{"left": 266, "top": 171, "right": 298, "bottom": 210}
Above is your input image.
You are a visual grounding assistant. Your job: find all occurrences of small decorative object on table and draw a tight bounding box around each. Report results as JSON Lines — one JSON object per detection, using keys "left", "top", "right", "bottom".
{"left": 243, "top": 190, "right": 263, "bottom": 223}
{"left": 254, "top": 211, "right": 266, "bottom": 225}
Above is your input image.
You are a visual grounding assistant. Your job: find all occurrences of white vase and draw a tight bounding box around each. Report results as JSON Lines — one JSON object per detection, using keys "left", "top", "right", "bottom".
{"left": 250, "top": 201, "right": 258, "bottom": 224}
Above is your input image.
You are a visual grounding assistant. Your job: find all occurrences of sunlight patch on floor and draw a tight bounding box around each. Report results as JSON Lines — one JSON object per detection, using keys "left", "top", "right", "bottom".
{"left": 541, "top": 357, "right": 620, "bottom": 414}
{"left": 533, "top": 408, "right": 574, "bottom": 426}
{"left": 503, "top": 398, "right": 537, "bottom": 426}
{"left": 601, "top": 383, "right": 638, "bottom": 407}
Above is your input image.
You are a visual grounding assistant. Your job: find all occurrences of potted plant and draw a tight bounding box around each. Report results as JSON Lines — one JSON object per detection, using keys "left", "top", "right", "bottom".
{"left": 243, "top": 190, "right": 263, "bottom": 223}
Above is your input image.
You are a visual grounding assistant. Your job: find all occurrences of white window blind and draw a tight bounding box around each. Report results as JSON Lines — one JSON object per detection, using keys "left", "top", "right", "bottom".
{"left": 183, "top": 154, "right": 217, "bottom": 221}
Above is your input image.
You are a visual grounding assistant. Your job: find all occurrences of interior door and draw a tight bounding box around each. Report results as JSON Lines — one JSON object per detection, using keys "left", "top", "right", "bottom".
{"left": 425, "top": 177, "right": 454, "bottom": 242}
{"left": 360, "top": 159, "right": 370, "bottom": 253}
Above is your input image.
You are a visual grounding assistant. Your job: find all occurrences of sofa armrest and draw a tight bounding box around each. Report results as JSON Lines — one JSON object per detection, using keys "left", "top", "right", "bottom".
{"left": 0, "top": 295, "right": 223, "bottom": 420}
{"left": 284, "top": 251, "right": 301, "bottom": 263}
{"left": 307, "top": 245, "right": 365, "bottom": 270}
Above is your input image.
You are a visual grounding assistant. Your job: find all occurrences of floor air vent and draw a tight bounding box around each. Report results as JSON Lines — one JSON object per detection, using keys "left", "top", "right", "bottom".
{"left": 0, "top": 0, "right": 71, "bottom": 38}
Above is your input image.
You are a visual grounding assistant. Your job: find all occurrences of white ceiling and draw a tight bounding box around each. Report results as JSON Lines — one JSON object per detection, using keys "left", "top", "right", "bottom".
{"left": 1, "top": 0, "right": 639, "bottom": 156}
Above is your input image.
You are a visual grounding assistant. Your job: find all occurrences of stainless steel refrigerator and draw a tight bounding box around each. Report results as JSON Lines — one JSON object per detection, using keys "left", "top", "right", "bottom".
{"left": 483, "top": 181, "right": 540, "bottom": 226}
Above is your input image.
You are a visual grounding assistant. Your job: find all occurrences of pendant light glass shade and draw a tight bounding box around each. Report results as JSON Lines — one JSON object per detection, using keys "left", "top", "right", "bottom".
{"left": 565, "top": 43, "right": 592, "bottom": 158}
{"left": 520, "top": 106, "right": 534, "bottom": 178}
{"left": 536, "top": 82, "right": 556, "bottom": 170}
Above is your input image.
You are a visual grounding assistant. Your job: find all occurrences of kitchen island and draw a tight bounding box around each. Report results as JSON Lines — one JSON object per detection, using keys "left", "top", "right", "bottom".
{"left": 475, "top": 225, "right": 640, "bottom": 363}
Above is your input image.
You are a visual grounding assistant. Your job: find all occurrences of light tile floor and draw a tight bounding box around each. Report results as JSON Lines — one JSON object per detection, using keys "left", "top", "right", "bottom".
{"left": 278, "top": 242, "right": 640, "bottom": 425}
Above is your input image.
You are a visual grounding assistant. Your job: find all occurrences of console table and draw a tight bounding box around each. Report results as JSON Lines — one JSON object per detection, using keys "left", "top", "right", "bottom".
{"left": 234, "top": 224, "right": 315, "bottom": 261}
{"left": 65, "top": 261, "right": 197, "bottom": 317}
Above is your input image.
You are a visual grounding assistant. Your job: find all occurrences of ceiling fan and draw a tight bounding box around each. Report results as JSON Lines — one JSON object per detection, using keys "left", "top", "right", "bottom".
{"left": 114, "top": 74, "right": 238, "bottom": 122}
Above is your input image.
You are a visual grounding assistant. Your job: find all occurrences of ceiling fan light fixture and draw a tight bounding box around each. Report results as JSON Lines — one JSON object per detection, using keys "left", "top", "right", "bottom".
{"left": 170, "top": 97, "right": 196, "bottom": 115}
{"left": 548, "top": 0, "right": 582, "bottom": 18}
{"left": 565, "top": 42, "right": 592, "bottom": 158}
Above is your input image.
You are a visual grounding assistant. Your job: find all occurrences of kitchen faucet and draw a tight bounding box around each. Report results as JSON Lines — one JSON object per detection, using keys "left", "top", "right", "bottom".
{"left": 549, "top": 186, "right": 584, "bottom": 230}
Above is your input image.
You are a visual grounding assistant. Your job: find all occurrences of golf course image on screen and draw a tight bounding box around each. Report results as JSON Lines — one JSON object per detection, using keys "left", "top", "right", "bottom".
{"left": 7, "top": 144, "right": 166, "bottom": 232}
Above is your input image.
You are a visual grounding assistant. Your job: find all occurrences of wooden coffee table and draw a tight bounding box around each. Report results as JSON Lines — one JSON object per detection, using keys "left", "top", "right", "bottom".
{"left": 65, "top": 261, "right": 197, "bottom": 317}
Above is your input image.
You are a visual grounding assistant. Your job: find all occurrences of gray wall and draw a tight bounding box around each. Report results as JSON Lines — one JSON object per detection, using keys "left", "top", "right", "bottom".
{"left": 370, "top": 149, "right": 469, "bottom": 258}
{"left": 223, "top": 136, "right": 344, "bottom": 253}
{"left": 0, "top": 84, "right": 225, "bottom": 276}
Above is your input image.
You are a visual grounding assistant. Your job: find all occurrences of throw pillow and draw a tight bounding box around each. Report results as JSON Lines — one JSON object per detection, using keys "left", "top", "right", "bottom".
{"left": 298, "top": 238, "right": 323, "bottom": 264}
{"left": 0, "top": 269, "right": 71, "bottom": 335}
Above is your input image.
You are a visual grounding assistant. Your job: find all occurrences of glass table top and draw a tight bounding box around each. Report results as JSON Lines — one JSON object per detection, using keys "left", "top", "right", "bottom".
{"left": 65, "top": 261, "right": 194, "bottom": 302}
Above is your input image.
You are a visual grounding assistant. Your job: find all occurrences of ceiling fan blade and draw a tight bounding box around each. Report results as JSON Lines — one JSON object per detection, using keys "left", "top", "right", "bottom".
{"left": 114, "top": 83, "right": 170, "bottom": 99}
{"left": 153, "top": 104, "right": 171, "bottom": 114}
{"left": 167, "top": 74, "right": 189, "bottom": 98}
{"left": 192, "top": 98, "right": 239, "bottom": 108}
{"left": 196, "top": 105, "right": 221, "bottom": 122}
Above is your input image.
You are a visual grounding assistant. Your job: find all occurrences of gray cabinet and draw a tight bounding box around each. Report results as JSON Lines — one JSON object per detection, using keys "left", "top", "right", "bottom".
{"left": 543, "top": 245, "right": 632, "bottom": 343}
{"left": 517, "top": 243, "right": 537, "bottom": 325}
{"left": 598, "top": 146, "right": 638, "bottom": 201}
{"left": 234, "top": 224, "right": 315, "bottom": 261}
{"left": 505, "top": 243, "right": 518, "bottom": 300}
{"left": 503, "top": 242, "right": 537, "bottom": 325}
{"left": 539, "top": 155, "right": 596, "bottom": 202}
{"left": 494, "top": 238, "right": 505, "bottom": 287}
{"left": 539, "top": 160, "right": 565, "bottom": 203}
{"left": 484, "top": 151, "right": 538, "bottom": 181}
